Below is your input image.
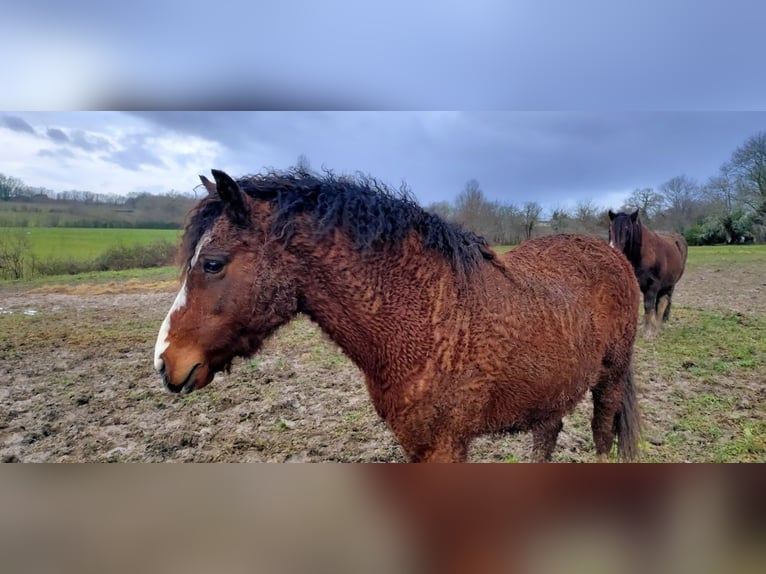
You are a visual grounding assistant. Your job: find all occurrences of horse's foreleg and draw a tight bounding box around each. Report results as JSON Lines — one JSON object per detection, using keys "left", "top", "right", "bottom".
{"left": 531, "top": 418, "right": 563, "bottom": 462}
{"left": 419, "top": 435, "right": 469, "bottom": 463}
{"left": 397, "top": 426, "right": 469, "bottom": 463}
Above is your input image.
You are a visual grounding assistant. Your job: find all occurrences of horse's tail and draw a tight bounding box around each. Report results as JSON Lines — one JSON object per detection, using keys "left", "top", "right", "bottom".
{"left": 679, "top": 238, "right": 689, "bottom": 265}
{"left": 616, "top": 363, "right": 641, "bottom": 462}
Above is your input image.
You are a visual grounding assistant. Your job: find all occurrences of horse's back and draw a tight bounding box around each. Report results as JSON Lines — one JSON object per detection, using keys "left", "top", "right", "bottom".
{"left": 504, "top": 234, "right": 637, "bottom": 293}
{"left": 501, "top": 234, "right": 639, "bottom": 331}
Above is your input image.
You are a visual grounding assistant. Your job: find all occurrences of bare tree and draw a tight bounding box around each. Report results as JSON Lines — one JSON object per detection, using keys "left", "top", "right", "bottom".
{"left": 0, "top": 174, "right": 26, "bottom": 201}
{"left": 573, "top": 199, "right": 604, "bottom": 235}
{"left": 494, "top": 202, "right": 523, "bottom": 244}
{"left": 549, "top": 206, "right": 573, "bottom": 234}
{"left": 454, "top": 179, "right": 489, "bottom": 234}
{"left": 426, "top": 201, "right": 453, "bottom": 221}
{"left": 295, "top": 153, "right": 312, "bottom": 173}
{"left": 522, "top": 201, "right": 542, "bottom": 241}
{"left": 704, "top": 163, "right": 738, "bottom": 216}
{"left": 622, "top": 187, "right": 664, "bottom": 221}
{"left": 658, "top": 175, "right": 700, "bottom": 230}
{"left": 727, "top": 131, "right": 766, "bottom": 217}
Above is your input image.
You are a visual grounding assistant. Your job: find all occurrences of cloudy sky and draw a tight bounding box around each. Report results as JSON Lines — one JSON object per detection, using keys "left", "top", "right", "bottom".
{"left": 1, "top": 2, "right": 764, "bottom": 214}
{"left": 2, "top": 111, "right": 765, "bottom": 213}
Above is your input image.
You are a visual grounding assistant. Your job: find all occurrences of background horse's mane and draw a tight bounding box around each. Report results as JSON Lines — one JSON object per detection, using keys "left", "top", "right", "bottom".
{"left": 182, "top": 167, "right": 495, "bottom": 277}
{"left": 612, "top": 212, "right": 643, "bottom": 265}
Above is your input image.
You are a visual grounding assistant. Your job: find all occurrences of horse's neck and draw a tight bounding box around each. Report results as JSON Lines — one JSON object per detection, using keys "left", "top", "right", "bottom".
{"left": 295, "top": 235, "right": 463, "bottom": 382}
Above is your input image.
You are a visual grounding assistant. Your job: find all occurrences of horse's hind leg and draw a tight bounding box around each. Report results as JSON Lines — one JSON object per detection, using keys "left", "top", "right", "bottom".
{"left": 658, "top": 286, "right": 675, "bottom": 323}
{"left": 592, "top": 361, "right": 640, "bottom": 462}
{"left": 531, "top": 417, "right": 563, "bottom": 462}
{"left": 591, "top": 375, "right": 623, "bottom": 462}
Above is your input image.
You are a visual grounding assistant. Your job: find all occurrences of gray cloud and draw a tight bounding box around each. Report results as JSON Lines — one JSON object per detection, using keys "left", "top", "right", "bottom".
{"left": 129, "top": 111, "right": 766, "bottom": 208}
{"left": 6, "top": 111, "right": 766, "bottom": 210}
{"left": 2, "top": 115, "right": 36, "bottom": 134}
{"left": 102, "top": 134, "right": 165, "bottom": 171}
{"left": 46, "top": 127, "right": 70, "bottom": 143}
{"left": 70, "top": 130, "right": 112, "bottom": 152}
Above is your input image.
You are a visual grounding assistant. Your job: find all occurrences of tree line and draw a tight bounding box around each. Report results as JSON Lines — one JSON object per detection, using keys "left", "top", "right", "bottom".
{"left": 426, "top": 131, "right": 766, "bottom": 245}
{"left": 0, "top": 178, "right": 197, "bottom": 229}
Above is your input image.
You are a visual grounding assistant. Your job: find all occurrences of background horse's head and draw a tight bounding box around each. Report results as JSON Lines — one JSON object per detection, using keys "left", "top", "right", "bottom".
{"left": 153, "top": 170, "right": 299, "bottom": 393}
{"left": 608, "top": 209, "right": 642, "bottom": 258}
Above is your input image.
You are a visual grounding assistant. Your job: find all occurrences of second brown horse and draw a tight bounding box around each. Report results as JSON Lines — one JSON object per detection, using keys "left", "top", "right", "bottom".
{"left": 608, "top": 209, "right": 688, "bottom": 337}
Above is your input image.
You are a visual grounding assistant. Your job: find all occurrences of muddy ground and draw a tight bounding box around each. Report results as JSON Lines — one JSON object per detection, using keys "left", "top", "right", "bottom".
{"left": 1, "top": 259, "right": 764, "bottom": 463}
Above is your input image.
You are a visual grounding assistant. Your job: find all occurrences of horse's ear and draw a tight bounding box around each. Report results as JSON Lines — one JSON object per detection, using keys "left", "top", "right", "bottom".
{"left": 199, "top": 175, "right": 217, "bottom": 196}
{"left": 630, "top": 209, "right": 639, "bottom": 223}
{"left": 210, "top": 169, "right": 250, "bottom": 227}
{"left": 608, "top": 210, "right": 616, "bottom": 221}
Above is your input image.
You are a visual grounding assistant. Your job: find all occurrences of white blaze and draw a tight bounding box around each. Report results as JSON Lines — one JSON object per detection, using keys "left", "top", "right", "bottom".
{"left": 154, "top": 280, "right": 187, "bottom": 370}
{"left": 153, "top": 233, "right": 211, "bottom": 372}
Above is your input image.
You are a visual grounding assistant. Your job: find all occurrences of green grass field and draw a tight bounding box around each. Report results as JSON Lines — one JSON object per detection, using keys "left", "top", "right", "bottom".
{"left": 2, "top": 227, "right": 182, "bottom": 260}
{"left": 682, "top": 243, "right": 766, "bottom": 269}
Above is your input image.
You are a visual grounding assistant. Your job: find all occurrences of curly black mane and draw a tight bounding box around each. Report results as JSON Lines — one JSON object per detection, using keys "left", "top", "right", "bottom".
{"left": 184, "top": 168, "right": 495, "bottom": 277}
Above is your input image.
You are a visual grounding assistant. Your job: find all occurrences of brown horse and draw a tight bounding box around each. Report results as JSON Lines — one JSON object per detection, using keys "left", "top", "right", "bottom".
{"left": 608, "top": 209, "right": 688, "bottom": 338}
{"left": 154, "top": 168, "right": 641, "bottom": 462}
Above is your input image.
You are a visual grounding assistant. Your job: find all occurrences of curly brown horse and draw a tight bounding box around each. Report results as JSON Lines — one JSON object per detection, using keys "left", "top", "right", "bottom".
{"left": 154, "top": 168, "right": 641, "bottom": 462}
{"left": 608, "top": 209, "right": 688, "bottom": 338}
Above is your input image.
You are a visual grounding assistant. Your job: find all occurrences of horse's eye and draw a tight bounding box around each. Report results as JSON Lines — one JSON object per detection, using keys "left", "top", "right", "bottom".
{"left": 203, "top": 259, "right": 225, "bottom": 274}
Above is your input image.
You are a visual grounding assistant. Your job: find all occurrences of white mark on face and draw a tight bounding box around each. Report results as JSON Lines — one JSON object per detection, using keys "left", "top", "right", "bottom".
{"left": 153, "top": 233, "right": 211, "bottom": 372}
{"left": 154, "top": 279, "right": 187, "bottom": 371}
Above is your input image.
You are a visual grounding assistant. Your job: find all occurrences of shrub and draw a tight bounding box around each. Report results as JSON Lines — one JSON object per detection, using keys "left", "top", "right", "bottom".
{"left": 94, "top": 240, "right": 177, "bottom": 271}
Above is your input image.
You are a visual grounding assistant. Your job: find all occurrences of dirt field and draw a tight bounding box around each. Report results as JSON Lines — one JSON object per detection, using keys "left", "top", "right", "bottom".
{"left": 1, "top": 252, "right": 764, "bottom": 463}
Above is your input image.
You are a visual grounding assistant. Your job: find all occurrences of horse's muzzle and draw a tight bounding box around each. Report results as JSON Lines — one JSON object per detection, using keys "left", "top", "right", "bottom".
{"left": 161, "top": 363, "right": 202, "bottom": 394}
{"left": 159, "top": 364, "right": 180, "bottom": 393}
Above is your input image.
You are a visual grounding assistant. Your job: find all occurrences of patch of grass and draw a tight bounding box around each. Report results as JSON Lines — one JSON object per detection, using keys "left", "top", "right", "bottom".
{"left": 310, "top": 345, "right": 349, "bottom": 368}
{"left": 333, "top": 406, "right": 374, "bottom": 436}
{"left": 684, "top": 244, "right": 766, "bottom": 270}
{"left": 0, "top": 309, "right": 159, "bottom": 352}
{"left": 11, "top": 227, "right": 182, "bottom": 260}
{"left": 712, "top": 421, "right": 766, "bottom": 462}
{"left": 671, "top": 393, "right": 732, "bottom": 440}
{"left": 492, "top": 245, "right": 516, "bottom": 255}
{"left": 1, "top": 266, "right": 178, "bottom": 290}
{"left": 659, "top": 391, "right": 764, "bottom": 462}
{"left": 245, "top": 359, "right": 260, "bottom": 372}
{"left": 636, "top": 308, "right": 766, "bottom": 381}
{"left": 0, "top": 226, "right": 183, "bottom": 282}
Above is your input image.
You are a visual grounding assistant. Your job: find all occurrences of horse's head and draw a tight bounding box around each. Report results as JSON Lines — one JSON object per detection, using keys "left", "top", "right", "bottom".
{"left": 154, "top": 169, "right": 300, "bottom": 393}
{"left": 607, "top": 209, "right": 640, "bottom": 252}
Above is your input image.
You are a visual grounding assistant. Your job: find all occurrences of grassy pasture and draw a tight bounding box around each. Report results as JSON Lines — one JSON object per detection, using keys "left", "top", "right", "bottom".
{"left": 0, "top": 227, "right": 183, "bottom": 281}
{"left": 1, "top": 227, "right": 182, "bottom": 260}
